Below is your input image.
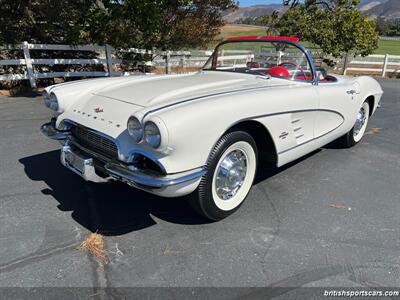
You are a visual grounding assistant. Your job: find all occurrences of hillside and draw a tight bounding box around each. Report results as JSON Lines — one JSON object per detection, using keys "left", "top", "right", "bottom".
{"left": 222, "top": 4, "right": 287, "bottom": 23}
{"left": 358, "top": 0, "right": 388, "bottom": 11}
{"left": 366, "top": 0, "right": 400, "bottom": 19}
{"left": 223, "top": 0, "right": 399, "bottom": 23}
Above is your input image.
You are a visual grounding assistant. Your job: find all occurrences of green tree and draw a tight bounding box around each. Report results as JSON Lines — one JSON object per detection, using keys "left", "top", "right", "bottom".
{"left": 0, "top": 0, "right": 236, "bottom": 49}
{"left": 376, "top": 18, "right": 400, "bottom": 36}
{"left": 277, "top": 0, "right": 378, "bottom": 61}
{"left": 255, "top": 11, "right": 280, "bottom": 35}
{"left": 0, "top": 0, "right": 99, "bottom": 45}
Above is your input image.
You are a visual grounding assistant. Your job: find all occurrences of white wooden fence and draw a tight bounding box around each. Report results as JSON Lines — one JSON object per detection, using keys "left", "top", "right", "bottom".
{"left": 343, "top": 54, "right": 400, "bottom": 77}
{"left": 0, "top": 42, "right": 122, "bottom": 88}
{"left": 379, "top": 36, "right": 400, "bottom": 41}
{"left": 0, "top": 42, "right": 208, "bottom": 88}
{"left": 1, "top": 42, "right": 399, "bottom": 88}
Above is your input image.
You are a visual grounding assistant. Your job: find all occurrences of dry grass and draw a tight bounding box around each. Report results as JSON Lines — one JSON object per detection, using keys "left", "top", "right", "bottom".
{"left": 78, "top": 233, "right": 109, "bottom": 264}
{"left": 151, "top": 66, "right": 201, "bottom": 74}
{"left": 220, "top": 24, "right": 264, "bottom": 34}
{"left": 0, "top": 90, "right": 11, "bottom": 96}
{"left": 365, "top": 127, "right": 382, "bottom": 135}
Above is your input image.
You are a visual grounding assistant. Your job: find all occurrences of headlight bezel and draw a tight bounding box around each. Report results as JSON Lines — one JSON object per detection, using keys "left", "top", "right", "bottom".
{"left": 144, "top": 121, "right": 161, "bottom": 149}
{"left": 44, "top": 91, "right": 59, "bottom": 111}
{"left": 127, "top": 116, "right": 144, "bottom": 143}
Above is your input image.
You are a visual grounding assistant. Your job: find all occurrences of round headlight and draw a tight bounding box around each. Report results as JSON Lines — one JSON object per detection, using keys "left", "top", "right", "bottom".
{"left": 44, "top": 92, "right": 59, "bottom": 111}
{"left": 127, "top": 116, "right": 143, "bottom": 143}
{"left": 144, "top": 121, "right": 161, "bottom": 148}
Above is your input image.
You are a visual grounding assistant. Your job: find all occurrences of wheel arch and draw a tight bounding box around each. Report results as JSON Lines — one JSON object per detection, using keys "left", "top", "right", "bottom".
{"left": 223, "top": 119, "right": 278, "bottom": 168}
{"left": 365, "top": 95, "right": 375, "bottom": 117}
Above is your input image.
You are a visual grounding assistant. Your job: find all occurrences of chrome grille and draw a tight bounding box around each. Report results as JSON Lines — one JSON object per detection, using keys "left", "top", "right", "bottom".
{"left": 71, "top": 125, "right": 118, "bottom": 160}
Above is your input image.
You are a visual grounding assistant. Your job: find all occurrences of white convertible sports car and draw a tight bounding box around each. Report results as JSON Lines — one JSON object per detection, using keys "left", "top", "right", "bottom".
{"left": 41, "top": 36, "right": 383, "bottom": 220}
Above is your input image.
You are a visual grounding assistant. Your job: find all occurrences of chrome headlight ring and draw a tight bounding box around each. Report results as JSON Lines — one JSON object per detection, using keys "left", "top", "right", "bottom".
{"left": 127, "top": 115, "right": 169, "bottom": 151}
{"left": 144, "top": 121, "right": 161, "bottom": 148}
{"left": 127, "top": 116, "right": 143, "bottom": 143}
{"left": 44, "top": 91, "right": 59, "bottom": 111}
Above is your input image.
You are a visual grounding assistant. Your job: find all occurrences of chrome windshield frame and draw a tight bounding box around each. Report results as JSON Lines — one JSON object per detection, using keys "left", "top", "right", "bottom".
{"left": 202, "top": 38, "right": 319, "bottom": 85}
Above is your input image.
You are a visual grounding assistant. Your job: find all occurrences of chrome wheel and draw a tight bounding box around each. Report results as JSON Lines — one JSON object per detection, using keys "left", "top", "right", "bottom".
{"left": 211, "top": 140, "right": 257, "bottom": 212}
{"left": 190, "top": 131, "right": 258, "bottom": 220}
{"left": 215, "top": 149, "right": 247, "bottom": 200}
{"left": 353, "top": 108, "right": 367, "bottom": 137}
{"left": 353, "top": 102, "right": 370, "bottom": 143}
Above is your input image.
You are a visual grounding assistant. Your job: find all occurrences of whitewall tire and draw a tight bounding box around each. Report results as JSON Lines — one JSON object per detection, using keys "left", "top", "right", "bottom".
{"left": 189, "top": 131, "right": 258, "bottom": 220}
{"left": 340, "top": 100, "right": 370, "bottom": 148}
{"left": 352, "top": 101, "right": 370, "bottom": 143}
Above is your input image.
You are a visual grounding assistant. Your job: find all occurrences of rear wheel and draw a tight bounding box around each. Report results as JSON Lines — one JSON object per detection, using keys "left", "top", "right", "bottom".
{"left": 340, "top": 100, "right": 370, "bottom": 148}
{"left": 189, "top": 131, "right": 258, "bottom": 221}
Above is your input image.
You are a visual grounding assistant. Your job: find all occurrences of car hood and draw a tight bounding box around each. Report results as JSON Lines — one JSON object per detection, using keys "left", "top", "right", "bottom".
{"left": 56, "top": 72, "right": 292, "bottom": 138}
{"left": 91, "top": 71, "right": 284, "bottom": 108}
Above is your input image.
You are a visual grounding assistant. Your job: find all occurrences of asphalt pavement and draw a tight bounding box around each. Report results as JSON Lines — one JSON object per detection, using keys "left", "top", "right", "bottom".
{"left": 0, "top": 79, "right": 399, "bottom": 299}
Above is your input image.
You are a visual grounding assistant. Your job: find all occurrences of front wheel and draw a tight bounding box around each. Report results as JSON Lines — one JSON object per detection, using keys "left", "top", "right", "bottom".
{"left": 189, "top": 131, "right": 258, "bottom": 221}
{"left": 340, "top": 100, "right": 370, "bottom": 148}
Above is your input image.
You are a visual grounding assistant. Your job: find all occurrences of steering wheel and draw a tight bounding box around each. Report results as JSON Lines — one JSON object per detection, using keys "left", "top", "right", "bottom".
{"left": 279, "top": 61, "right": 308, "bottom": 81}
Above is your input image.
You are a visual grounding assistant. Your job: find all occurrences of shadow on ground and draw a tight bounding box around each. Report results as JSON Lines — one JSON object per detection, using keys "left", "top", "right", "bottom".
{"left": 19, "top": 150, "right": 211, "bottom": 236}
{"left": 19, "top": 146, "right": 327, "bottom": 236}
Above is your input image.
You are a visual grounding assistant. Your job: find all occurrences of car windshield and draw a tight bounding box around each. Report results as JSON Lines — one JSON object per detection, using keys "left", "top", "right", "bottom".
{"left": 202, "top": 40, "right": 313, "bottom": 82}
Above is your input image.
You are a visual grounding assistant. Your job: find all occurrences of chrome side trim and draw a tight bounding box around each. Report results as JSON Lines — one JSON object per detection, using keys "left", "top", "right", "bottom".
{"left": 277, "top": 120, "right": 345, "bottom": 155}
{"left": 105, "top": 161, "right": 206, "bottom": 188}
{"left": 208, "top": 108, "right": 345, "bottom": 161}
{"left": 248, "top": 108, "right": 344, "bottom": 123}
{"left": 142, "top": 84, "right": 291, "bottom": 119}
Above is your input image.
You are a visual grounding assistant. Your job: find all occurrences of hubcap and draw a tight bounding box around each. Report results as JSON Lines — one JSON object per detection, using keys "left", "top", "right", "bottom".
{"left": 215, "top": 149, "right": 247, "bottom": 200}
{"left": 353, "top": 107, "right": 367, "bottom": 137}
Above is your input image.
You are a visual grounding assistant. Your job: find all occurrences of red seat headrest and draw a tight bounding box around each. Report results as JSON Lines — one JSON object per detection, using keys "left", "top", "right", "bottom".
{"left": 268, "top": 66, "right": 290, "bottom": 78}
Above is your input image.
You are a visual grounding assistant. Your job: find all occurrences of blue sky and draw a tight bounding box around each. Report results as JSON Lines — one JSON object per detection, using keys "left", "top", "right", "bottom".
{"left": 238, "top": 0, "right": 283, "bottom": 7}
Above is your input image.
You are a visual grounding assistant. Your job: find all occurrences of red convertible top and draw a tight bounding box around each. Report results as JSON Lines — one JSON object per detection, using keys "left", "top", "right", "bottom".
{"left": 227, "top": 36, "right": 300, "bottom": 42}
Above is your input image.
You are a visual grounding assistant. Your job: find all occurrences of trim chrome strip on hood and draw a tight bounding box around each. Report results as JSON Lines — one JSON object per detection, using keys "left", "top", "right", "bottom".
{"left": 92, "top": 93, "right": 147, "bottom": 107}
{"left": 142, "top": 81, "right": 303, "bottom": 119}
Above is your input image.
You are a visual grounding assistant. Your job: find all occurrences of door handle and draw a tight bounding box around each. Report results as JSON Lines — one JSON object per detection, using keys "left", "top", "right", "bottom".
{"left": 346, "top": 90, "right": 356, "bottom": 95}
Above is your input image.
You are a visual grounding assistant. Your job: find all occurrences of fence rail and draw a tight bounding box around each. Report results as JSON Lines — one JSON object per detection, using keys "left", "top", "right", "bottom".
{"left": 1, "top": 41, "right": 399, "bottom": 88}
{"left": 343, "top": 54, "right": 400, "bottom": 77}
{"left": 379, "top": 36, "right": 400, "bottom": 41}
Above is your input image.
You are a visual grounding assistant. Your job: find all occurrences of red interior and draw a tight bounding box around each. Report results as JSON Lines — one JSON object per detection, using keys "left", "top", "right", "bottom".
{"left": 268, "top": 66, "right": 290, "bottom": 78}
{"left": 252, "top": 66, "right": 337, "bottom": 83}
{"left": 295, "top": 75, "right": 312, "bottom": 81}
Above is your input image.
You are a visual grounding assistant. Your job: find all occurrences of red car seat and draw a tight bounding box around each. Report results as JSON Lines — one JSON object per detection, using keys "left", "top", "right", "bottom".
{"left": 268, "top": 66, "right": 290, "bottom": 78}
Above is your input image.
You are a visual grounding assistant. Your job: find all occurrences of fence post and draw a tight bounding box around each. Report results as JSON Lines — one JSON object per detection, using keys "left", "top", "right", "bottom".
{"left": 22, "top": 41, "right": 36, "bottom": 88}
{"left": 165, "top": 51, "right": 171, "bottom": 74}
{"left": 342, "top": 52, "right": 350, "bottom": 75}
{"left": 105, "top": 44, "right": 115, "bottom": 77}
{"left": 180, "top": 55, "right": 186, "bottom": 72}
{"left": 382, "top": 54, "right": 389, "bottom": 78}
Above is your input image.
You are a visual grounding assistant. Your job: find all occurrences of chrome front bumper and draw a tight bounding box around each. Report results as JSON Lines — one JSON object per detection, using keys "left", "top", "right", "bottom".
{"left": 60, "top": 145, "right": 110, "bottom": 183}
{"left": 104, "top": 161, "right": 206, "bottom": 189}
{"left": 41, "top": 121, "right": 206, "bottom": 197}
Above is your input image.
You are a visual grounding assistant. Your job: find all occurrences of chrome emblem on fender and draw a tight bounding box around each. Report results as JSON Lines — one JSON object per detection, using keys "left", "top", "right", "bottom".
{"left": 279, "top": 132, "right": 289, "bottom": 139}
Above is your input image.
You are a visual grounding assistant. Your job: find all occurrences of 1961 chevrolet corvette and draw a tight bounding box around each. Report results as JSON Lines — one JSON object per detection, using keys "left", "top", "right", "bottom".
{"left": 41, "top": 36, "right": 383, "bottom": 220}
